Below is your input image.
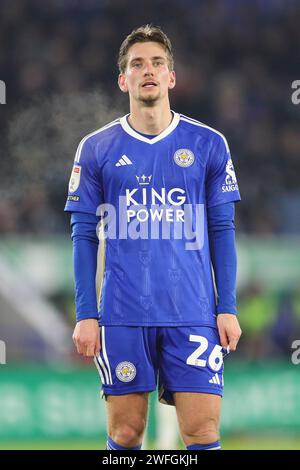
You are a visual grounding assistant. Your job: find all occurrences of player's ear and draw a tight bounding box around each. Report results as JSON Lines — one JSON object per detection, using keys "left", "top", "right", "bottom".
{"left": 118, "top": 74, "right": 128, "bottom": 93}
{"left": 168, "top": 70, "right": 176, "bottom": 90}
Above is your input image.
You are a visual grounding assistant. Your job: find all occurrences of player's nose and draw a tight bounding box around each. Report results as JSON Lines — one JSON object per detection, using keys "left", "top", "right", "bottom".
{"left": 143, "top": 61, "right": 155, "bottom": 75}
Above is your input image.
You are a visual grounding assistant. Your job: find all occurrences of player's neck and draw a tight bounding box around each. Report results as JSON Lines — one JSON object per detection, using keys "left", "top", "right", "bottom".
{"left": 128, "top": 104, "right": 173, "bottom": 135}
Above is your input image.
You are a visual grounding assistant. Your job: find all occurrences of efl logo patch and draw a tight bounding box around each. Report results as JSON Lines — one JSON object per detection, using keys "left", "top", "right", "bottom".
{"left": 174, "top": 148, "right": 195, "bottom": 167}
{"left": 69, "top": 165, "right": 81, "bottom": 193}
{"left": 116, "top": 361, "right": 136, "bottom": 382}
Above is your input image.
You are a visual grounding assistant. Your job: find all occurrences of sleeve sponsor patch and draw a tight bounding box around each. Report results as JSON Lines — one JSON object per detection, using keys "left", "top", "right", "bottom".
{"left": 68, "top": 165, "right": 81, "bottom": 193}
{"left": 221, "top": 158, "right": 239, "bottom": 193}
{"left": 67, "top": 195, "right": 80, "bottom": 202}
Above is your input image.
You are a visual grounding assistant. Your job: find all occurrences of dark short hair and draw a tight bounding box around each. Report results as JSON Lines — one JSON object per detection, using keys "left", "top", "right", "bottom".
{"left": 118, "top": 24, "right": 174, "bottom": 74}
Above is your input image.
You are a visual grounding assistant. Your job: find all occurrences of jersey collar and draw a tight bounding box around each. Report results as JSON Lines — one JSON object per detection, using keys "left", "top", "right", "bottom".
{"left": 120, "top": 111, "right": 180, "bottom": 144}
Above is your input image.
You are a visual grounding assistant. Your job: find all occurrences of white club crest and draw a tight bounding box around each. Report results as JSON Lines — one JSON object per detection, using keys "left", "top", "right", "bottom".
{"left": 174, "top": 149, "right": 195, "bottom": 167}
{"left": 116, "top": 361, "right": 136, "bottom": 382}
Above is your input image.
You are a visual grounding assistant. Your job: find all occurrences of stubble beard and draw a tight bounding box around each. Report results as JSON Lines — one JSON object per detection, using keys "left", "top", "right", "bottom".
{"left": 140, "top": 97, "right": 158, "bottom": 107}
{"left": 138, "top": 89, "right": 160, "bottom": 107}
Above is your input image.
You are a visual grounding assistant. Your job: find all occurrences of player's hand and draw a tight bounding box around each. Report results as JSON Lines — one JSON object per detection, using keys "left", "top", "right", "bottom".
{"left": 217, "top": 313, "right": 242, "bottom": 352}
{"left": 72, "top": 318, "right": 101, "bottom": 357}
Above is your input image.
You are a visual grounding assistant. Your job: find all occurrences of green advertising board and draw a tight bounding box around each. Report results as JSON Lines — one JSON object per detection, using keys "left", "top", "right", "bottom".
{"left": 1, "top": 362, "right": 300, "bottom": 441}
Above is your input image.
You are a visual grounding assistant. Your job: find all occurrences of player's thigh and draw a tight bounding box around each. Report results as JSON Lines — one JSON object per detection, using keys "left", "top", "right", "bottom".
{"left": 173, "top": 391, "right": 221, "bottom": 437}
{"left": 106, "top": 392, "right": 150, "bottom": 430}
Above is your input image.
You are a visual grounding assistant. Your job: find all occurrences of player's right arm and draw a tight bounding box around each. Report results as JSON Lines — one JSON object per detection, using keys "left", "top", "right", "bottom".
{"left": 64, "top": 137, "right": 103, "bottom": 357}
{"left": 71, "top": 211, "right": 101, "bottom": 357}
{"left": 72, "top": 318, "right": 100, "bottom": 357}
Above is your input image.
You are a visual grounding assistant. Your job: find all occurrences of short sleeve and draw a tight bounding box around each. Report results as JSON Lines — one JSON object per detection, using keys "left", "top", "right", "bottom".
{"left": 64, "top": 138, "right": 103, "bottom": 214}
{"left": 206, "top": 134, "right": 241, "bottom": 208}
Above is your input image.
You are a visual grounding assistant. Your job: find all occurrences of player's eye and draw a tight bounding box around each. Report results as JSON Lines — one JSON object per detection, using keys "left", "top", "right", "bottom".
{"left": 154, "top": 61, "right": 164, "bottom": 67}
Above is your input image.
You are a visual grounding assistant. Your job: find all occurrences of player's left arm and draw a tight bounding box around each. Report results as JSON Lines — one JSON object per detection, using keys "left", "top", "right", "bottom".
{"left": 206, "top": 133, "right": 242, "bottom": 351}
{"left": 208, "top": 202, "right": 242, "bottom": 352}
{"left": 217, "top": 313, "right": 242, "bottom": 352}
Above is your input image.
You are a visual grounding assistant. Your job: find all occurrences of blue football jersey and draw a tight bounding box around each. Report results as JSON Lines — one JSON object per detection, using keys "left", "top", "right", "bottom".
{"left": 65, "top": 112, "right": 241, "bottom": 327}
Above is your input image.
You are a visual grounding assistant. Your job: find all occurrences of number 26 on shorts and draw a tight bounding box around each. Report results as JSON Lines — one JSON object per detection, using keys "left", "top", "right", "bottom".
{"left": 186, "top": 335, "right": 224, "bottom": 372}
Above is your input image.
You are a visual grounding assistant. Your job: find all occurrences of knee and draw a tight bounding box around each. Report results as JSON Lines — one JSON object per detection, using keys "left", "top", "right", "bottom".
{"left": 181, "top": 417, "right": 219, "bottom": 445}
{"left": 109, "top": 420, "right": 146, "bottom": 448}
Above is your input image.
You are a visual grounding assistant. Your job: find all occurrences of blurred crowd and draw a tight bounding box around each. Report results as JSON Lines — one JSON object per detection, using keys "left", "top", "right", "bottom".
{"left": 238, "top": 285, "right": 300, "bottom": 360}
{"left": 0, "top": 0, "right": 300, "bottom": 235}
{"left": 0, "top": 0, "right": 300, "bottom": 234}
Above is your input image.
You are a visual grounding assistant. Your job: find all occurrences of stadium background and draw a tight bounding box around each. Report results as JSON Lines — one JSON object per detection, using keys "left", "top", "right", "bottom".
{"left": 1, "top": 0, "right": 300, "bottom": 450}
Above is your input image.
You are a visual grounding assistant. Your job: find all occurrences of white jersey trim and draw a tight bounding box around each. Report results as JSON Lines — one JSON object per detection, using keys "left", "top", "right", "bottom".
{"left": 94, "top": 355, "right": 105, "bottom": 383}
{"left": 101, "top": 326, "right": 113, "bottom": 384}
{"left": 75, "top": 119, "right": 120, "bottom": 163}
{"left": 180, "top": 114, "right": 230, "bottom": 153}
{"left": 119, "top": 111, "right": 180, "bottom": 144}
{"left": 93, "top": 326, "right": 112, "bottom": 385}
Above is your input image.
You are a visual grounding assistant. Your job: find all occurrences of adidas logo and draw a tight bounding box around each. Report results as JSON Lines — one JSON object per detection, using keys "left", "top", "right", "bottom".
{"left": 209, "top": 373, "right": 222, "bottom": 385}
{"left": 115, "top": 155, "right": 133, "bottom": 166}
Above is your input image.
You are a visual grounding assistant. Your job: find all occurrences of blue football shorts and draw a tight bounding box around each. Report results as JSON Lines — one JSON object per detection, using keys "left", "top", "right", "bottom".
{"left": 94, "top": 325, "right": 229, "bottom": 405}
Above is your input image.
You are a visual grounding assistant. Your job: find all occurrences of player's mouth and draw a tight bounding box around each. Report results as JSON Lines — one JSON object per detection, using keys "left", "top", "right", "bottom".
{"left": 141, "top": 81, "right": 158, "bottom": 89}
